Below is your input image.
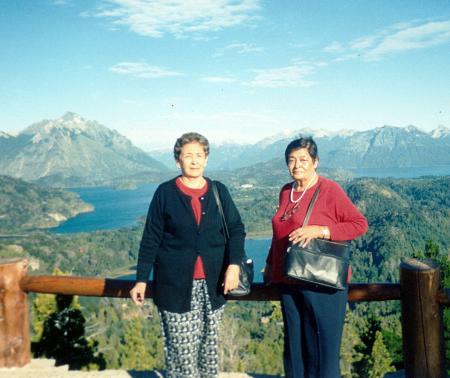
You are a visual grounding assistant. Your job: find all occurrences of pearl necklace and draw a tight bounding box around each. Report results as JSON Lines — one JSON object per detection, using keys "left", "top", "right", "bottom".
{"left": 290, "top": 173, "right": 317, "bottom": 204}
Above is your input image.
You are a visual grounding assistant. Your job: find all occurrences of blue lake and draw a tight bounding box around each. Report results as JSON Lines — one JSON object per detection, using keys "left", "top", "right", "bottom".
{"left": 46, "top": 169, "right": 449, "bottom": 282}
{"left": 113, "top": 238, "right": 271, "bottom": 283}
{"left": 51, "top": 184, "right": 271, "bottom": 282}
{"left": 51, "top": 183, "right": 159, "bottom": 233}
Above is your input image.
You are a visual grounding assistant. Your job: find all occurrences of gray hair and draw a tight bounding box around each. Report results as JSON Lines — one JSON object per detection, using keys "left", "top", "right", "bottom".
{"left": 173, "top": 132, "right": 210, "bottom": 161}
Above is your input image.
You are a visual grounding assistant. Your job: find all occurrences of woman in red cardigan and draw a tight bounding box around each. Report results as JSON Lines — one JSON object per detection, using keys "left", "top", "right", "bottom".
{"left": 264, "top": 136, "right": 368, "bottom": 378}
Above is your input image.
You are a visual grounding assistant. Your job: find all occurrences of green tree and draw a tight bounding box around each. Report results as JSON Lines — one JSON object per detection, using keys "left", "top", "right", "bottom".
{"left": 31, "top": 292, "right": 57, "bottom": 342}
{"left": 32, "top": 294, "right": 105, "bottom": 370}
{"left": 369, "top": 330, "right": 395, "bottom": 378}
{"left": 31, "top": 267, "right": 71, "bottom": 341}
{"left": 379, "top": 315, "right": 403, "bottom": 370}
{"left": 353, "top": 311, "right": 381, "bottom": 377}
{"left": 118, "top": 317, "right": 156, "bottom": 370}
{"left": 340, "top": 310, "right": 364, "bottom": 378}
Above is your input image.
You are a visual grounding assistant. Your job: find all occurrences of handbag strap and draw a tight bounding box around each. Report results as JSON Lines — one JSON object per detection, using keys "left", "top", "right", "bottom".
{"left": 211, "top": 181, "right": 230, "bottom": 241}
{"left": 302, "top": 185, "right": 321, "bottom": 227}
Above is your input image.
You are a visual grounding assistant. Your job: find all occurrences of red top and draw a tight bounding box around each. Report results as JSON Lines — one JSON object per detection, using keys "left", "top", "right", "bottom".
{"left": 267, "top": 176, "right": 368, "bottom": 284}
{"left": 176, "top": 177, "right": 208, "bottom": 279}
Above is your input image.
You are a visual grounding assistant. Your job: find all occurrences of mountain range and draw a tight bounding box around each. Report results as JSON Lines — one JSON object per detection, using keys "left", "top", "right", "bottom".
{"left": 151, "top": 125, "right": 450, "bottom": 173}
{"left": 0, "top": 112, "right": 168, "bottom": 186}
{"left": 1, "top": 113, "right": 449, "bottom": 188}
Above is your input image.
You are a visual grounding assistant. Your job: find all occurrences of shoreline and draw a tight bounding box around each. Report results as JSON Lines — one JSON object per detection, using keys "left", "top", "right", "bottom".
{"left": 246, "top": 232, "right": 271, "bottom": 240}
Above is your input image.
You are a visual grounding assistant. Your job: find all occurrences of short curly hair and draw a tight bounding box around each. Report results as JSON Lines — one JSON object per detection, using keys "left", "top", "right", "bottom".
{"left": 284, "top": 136, "right": 318, "bottom": 165}
{"left": 173, "top": 132, "right": 210, "bottom": 161}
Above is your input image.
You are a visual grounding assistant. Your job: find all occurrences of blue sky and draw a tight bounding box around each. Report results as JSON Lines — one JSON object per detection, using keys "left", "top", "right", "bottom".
{"left": 1, "top": 0, "right": 450, "bottom": 150}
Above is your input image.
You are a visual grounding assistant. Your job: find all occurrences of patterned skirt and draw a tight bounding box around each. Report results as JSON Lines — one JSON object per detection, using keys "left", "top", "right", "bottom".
{"left": 159, "top": 279, "right": 224, "bottom": 378}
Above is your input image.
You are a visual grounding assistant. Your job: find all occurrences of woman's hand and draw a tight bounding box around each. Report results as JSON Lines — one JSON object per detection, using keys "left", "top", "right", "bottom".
{"left": 223, "top": 264, "right": 240, "bottom": 294}
{"left": 288, "top": 225, "right": 329, "bottom": 247}
{"left": 130, "top": 282, "right": 147, "bottom": 306}
{"left": 263, "top": 264, "right": 272, "bottom": 285}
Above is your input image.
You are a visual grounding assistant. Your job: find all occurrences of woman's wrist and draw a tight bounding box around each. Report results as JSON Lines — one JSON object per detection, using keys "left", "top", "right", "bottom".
{"left": 321, "top": 226, "right": 330, "bottom": 239}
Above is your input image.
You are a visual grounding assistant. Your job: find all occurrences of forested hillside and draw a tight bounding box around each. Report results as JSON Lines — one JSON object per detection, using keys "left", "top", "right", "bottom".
{"left": 0, "top": 175, "right": 93, "bottom": 232}
{"left": 212, "top": 157, "right": 352, "bottom": 188}
{"left": 347, "top": 177, "right": 449, "bottom": 282}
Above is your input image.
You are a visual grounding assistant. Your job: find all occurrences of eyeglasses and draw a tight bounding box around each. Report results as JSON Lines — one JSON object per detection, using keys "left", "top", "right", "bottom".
{"left": 280, "top": 202, "right": 300, "bottom": 221}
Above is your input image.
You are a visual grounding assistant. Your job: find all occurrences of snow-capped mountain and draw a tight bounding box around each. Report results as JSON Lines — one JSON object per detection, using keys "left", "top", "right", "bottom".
{"left": 0, "top": 112, "right": 169, "bottom": 185}
{"left": 151, "top": 125, "right": 450, "bottom": 172}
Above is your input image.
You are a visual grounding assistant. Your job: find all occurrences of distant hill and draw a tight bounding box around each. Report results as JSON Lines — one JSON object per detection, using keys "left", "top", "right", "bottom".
{"left": 210, "top": 157, "right": 353, "bottom": 188}
{"left": 0, "top": 175, "right": 93, "bottom": 232}
{"left": 0, "top": 112, "right": 169, "bottom": 186}
{"left": 151, "top": 142, "right": 251, "bottom": 171}
{"left": 151, "top": 125, "right": 450, "bottom": 174}
{"left": 344, "top": 176, "right": 450, "bottom": 283}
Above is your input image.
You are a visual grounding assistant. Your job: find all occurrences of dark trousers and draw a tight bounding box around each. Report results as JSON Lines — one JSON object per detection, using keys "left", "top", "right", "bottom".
{"left": 280, "top": 284, "right": 348, "bottom": 378}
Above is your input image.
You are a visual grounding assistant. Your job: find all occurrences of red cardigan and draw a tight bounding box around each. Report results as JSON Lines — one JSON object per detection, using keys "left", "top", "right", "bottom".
{"left": 175, "top": 178, "right": 207, "bottom": 279}
{"left": 266, "top": 176, "right": 368, "bottom": 284}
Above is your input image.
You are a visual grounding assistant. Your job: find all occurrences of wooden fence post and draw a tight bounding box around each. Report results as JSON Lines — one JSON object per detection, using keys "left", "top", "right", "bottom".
{"left": 0, "top": 258, "right": 30, "bottom": 367}
{"left": 400, "top": 259, "right": 445, "bottom": 378}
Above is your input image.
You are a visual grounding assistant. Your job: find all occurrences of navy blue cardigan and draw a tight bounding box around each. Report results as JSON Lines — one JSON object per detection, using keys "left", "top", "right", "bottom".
{"left": 136, "top": 177, "right": 246, "bottom": 313}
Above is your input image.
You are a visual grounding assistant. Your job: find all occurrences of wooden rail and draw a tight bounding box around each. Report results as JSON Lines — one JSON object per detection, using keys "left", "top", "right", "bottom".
{"left": 1, "top": 257, "right": 449, "bottom": 377}
{"left": 18, "top": 275, "right": 402, "bottom": 302}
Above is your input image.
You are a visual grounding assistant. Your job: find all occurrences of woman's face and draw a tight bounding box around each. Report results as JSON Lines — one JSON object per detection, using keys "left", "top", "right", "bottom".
{"left": 287, "top": 148, "right": 317, "bottom": 182}
{"left": 176, "top": 142, "right": 208, "bottom": 179}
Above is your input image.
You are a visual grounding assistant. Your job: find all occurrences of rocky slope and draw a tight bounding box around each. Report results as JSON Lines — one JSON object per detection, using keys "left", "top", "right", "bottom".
{"left": 0, "top": 112, "right": 168, "bottom": 186}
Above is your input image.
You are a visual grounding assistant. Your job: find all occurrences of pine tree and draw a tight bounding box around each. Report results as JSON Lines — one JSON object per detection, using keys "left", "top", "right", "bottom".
{"left": 32, "top": 294, "right": 106, "bottom": 370}
{"left": 219, "top": 313, "right": 246, "bottom": 372}
{"left": 31, "top": 292, "right": 57, "bottom": 342}
{"left": 369, "top": 330, "right": 395, "bottom": 378}
{"left": 31, "top": 267, "right": 66, "bottom": 341}
{"left": 379, "top": 315, "right": 403, "bottom": 370}
{"left": 119, "top": 316, "right": 157, "bottom": 370}
{"left": 340, "top": 310, "right": 364, "bottom": 378}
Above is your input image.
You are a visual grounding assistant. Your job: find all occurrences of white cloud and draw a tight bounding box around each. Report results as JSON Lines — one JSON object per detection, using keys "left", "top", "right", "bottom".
{"left": 202, "top": 76, "right": 236, "bottom": 83}
{"left": 365, "top": 20, "right": 450, "bottom": 60}
{"left": 349, "top": 35, "right": 377, "bottom": 50}
{"left": 323, "top": 41, "right": 344, "bottom": 53}
{"left": 94, "top": 0, "right": 261, "bottom": 38}
{"left": 325, "top": 19, "right": 450, "bottom": 62}
{"left": 244, "top": 61, "right": 321, "bottom": 88}
{"left": 214, "top": 42, "right": 264, "bottom": 57}
{"left": 202, "top": 61, "right": 325, "bottom": 88}
{"left": 109, "top": 62, "right": 183, "bottom": 78}
{"left": 52, "top": 0, "right": 72, "bottom": 6}
{"left": 333, "top": 53, "right": 361, "bottom": 62}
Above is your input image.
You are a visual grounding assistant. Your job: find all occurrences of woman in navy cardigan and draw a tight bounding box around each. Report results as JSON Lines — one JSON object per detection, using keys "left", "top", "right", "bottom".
{"left": 130, "top": 132, "right": 245, "bottom": 378}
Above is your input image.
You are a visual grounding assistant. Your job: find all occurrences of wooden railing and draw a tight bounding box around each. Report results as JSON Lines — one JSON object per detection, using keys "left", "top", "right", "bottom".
{"left": 1, "top": 258, "right": 449, "bottom": 377}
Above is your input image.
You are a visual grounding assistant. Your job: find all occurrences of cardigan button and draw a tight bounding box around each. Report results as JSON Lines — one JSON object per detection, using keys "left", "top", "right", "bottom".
{"left": 200, "top": 197, "right": 204, "bottom": 200}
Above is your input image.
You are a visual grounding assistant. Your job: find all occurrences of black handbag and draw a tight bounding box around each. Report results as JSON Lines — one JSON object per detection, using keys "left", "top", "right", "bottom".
{"left": 229, "top": 257, "right": 254, "bottom": 297}
{"left": 211, "top": 182, "right": 254, "bottom": 296}
{"left": 284, "top": 185, "right": 350, "bottom": 290}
